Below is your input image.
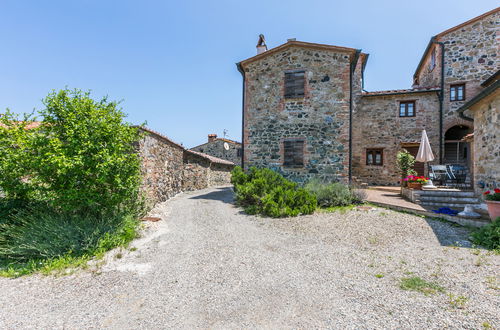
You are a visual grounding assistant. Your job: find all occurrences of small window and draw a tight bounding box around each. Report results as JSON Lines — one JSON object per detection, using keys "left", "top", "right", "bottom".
{"left": 429, "top": 48, "right": 436, "bottom": 71}
{"left": 237, "top": 148, "right": 242, "bottom": 157}
{"left": 284, "top": 139, "right": 304, "bottom": 167}
{"left": 450, "top": 84, "right": 465, "bottom": 101}
{"left": 366, "top": 149, "right": 383, "bottom": 166}
{"left": 284, "top": 71, "right": 305, "bottom": 99}
{"left": 399, "top": 101, "right": 415, "bottom": 117}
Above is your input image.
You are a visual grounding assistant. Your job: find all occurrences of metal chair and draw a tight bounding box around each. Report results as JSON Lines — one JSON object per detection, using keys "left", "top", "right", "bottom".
{"left": 429, "top": 165, "right": 449, "bottom": 186}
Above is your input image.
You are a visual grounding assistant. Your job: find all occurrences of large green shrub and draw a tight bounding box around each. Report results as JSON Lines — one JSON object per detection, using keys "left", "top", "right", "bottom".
{"left": 304, "top": 179, "right": 363, "bottom": 207}
{"left": 231, "top": 167, "right": 317, "bottom": 217}
{"left": 0, "top": 89, "right": 143, "bottom": 213}
{"left": 471, "top": 217, "right": 500, "bottom": 250}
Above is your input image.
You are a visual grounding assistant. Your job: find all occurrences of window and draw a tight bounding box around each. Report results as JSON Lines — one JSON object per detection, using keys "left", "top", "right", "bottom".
{"left": 366, "top": 149, "right": 383, "bottom": 166}
{"left": 284, "top": 139, "right": 304, "bottom": 167}
{"left": 429, "top": 48, "right": 436, "bottom": 71}
{"left": 237, "top": 148, "right": 242, "bottom": 157}
{"left": 284, "top": 71, "right": 305, "bottom": 99}
{"left": 399, "top": 101, "right": 415, "bottom": 117}
{"left": 450, "top": 84, "right": 465, "bottom": 101}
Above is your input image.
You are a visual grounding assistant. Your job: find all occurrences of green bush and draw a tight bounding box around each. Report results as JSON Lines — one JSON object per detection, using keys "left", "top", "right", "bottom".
{"left": 471, "top": 217, "right": 500, "bottom": 250}
{"left": 231, "top": 166, "right": 317, "bottom": 217}
{"left": 0, "top": 89, "right": 143, "bottom": 213}
{"left": 304, "top": 179, "right": 363, "bottom": 207}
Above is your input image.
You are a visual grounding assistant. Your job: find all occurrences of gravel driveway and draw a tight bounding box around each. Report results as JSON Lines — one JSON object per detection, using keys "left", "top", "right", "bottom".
{"left": 0, "top": 187, "right": 498, "bottom": 329}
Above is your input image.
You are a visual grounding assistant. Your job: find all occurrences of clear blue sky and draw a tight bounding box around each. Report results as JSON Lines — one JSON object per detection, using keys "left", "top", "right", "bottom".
{"left": 0, "top": 1, "right": 497, "bottom": 147}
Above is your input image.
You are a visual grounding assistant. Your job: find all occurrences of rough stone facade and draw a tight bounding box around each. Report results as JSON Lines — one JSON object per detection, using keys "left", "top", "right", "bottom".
{"left": 137, "top": 128, "right": 234, "bottom": 207}
{"left": 240, "top": 42, "right": 365, "bottom": 183}
{"left": 238, "top": 8, "right": 499, "bottom": 186}
{"left": 352, "top": 91, "right": 441, "bottom": 185}
{"left": 414, "top": 9, "right": 499, "bottom": 146}
{"left": 465, "top": 87, "right": 499, "bottom": 196}
{"left": 191, "top": 135, "right": 242, "bottom": 165}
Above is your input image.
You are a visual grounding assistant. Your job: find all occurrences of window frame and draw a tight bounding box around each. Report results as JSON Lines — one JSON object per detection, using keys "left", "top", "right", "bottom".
{"left": 429, "top": 48, "right": 436, "bottom": 71}
{"left": 366, "top": 148, "right": 384, "bottom": 166}
{"left": 399, "top": 101, "right": 416, "bottom": 117}
{"left": 283, "top": 139, "right": 305, "bottom": 168}
{"left": 284, "top": 70, "right": 306, "bottom": 99}
{"left": 450, "top": 84, "right": 465, "bottom": 101}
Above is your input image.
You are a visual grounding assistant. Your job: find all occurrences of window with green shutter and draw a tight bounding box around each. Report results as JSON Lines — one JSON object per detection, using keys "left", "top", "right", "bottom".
{"left": 284, "top": 71, "right": 305, "bottom": 99}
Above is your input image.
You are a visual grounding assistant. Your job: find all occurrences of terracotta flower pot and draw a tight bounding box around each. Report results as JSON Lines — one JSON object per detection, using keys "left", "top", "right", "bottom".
{"left": 485, "top": 200, "right": 500, "bottom": 221}
{"left": 407, "top": 182, "right": 422, "bottom": 190}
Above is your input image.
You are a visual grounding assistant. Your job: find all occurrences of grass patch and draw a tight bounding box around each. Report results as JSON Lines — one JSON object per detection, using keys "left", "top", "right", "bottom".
{"left": 374, "top": 273, "right": 384, "bottom": 278}
{"left": 317, "top": 204, "right": 356, "bottom": 214}
{"left": 399, "top": 276, "right": 445, "bottom": 295}
{"left": 0, "top": 202, "right": 140, "bottom": 278}
{"left": 447, "top": 293, "right": 468, "bottom": 309}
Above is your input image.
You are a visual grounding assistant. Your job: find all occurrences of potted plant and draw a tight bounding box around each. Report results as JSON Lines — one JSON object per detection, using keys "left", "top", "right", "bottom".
{"left": 403, "top": 175, "right": 429, "bottom": 190}
{"left": 483, "top": 188, "right": 500, "bottom": 220}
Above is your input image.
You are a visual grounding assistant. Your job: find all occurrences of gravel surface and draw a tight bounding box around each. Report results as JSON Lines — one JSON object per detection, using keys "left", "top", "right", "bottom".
{"left": 0, "top": 186, "right": 498, "bottom": 329}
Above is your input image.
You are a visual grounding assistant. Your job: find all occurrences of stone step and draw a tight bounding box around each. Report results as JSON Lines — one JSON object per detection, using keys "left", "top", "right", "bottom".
{"left": 413, "top": 190, "right": 476, "bottom": 197}
{"left": 418, "top": 196, "right": 480, "bottom": 204}
{"left": 420, "top": 201, "right": 480, "bottom": 209}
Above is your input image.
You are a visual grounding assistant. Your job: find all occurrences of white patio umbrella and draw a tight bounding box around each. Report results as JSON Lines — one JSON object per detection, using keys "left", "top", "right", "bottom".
{"left": 416, "top": 129, "right": 436, "bottom": 188}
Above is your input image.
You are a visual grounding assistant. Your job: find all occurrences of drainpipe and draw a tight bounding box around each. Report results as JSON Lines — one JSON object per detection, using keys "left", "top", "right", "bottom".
{"left": 236, "top": 62, "right": 245, "bottom": 169}
{"left": 349, "top": 50, "right": 362, "bottom": 183}
{"left": 432, "top": 37, "right": 445, "bottom": 164}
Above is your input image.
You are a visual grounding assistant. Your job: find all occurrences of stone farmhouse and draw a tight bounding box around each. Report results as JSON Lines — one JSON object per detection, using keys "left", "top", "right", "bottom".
{"left": 237, "top": 7, "right": 499, "bottom": 189}
{"left": 191, "top": 134, "right": 242, "bottom": 164}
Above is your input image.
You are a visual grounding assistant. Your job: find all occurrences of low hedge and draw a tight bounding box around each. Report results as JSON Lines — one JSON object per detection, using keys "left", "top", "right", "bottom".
{"left": 231, "top": 167, "right": 317, "bottom": 217}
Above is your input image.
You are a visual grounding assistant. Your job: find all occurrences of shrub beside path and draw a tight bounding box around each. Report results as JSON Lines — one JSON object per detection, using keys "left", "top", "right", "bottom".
{"left": 0, "top": 187, "right": 499, "bottom": 329}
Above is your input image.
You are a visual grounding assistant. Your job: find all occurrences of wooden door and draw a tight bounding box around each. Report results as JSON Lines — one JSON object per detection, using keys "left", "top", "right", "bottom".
{"left": 405, "top": 146, "right": 425, "bottom": 177}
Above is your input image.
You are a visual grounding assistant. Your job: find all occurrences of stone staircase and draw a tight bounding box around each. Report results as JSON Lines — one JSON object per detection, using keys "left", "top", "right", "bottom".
{"left": 407, "top": 189, "right": 489, "bottom": 221}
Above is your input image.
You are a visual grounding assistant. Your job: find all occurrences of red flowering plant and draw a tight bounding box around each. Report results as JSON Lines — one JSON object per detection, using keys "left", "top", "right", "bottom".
{"left": 483, "top": 188, "right": 500, "bottom": 201}
{"left": 403, "top": 175, "right": 429, "bottom": 184}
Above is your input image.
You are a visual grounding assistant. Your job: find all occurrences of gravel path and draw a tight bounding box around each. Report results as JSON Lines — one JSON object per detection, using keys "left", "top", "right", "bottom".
{"left": 0, "top": 187, "right": 498, "bottom": 329}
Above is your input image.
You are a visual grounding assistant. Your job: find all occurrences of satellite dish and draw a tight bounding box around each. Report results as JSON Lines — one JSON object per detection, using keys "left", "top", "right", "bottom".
{"left": 223, "top": 142, "right": 230, "bottom": 150}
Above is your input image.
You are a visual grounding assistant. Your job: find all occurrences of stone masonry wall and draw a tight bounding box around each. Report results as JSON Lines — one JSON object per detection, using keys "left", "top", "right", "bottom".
{"left": 242, "top": 46, "right": 353, "bottom": 183}
{"left": 415, "top": 10, "right": 499, "bottom": 137}
{"left": 471, "top": 92, "right": 500, "bottom": 196}
{"left": 352, "top": 92, "right": 440, "bottom": 185}
{"left": 137, "top": 132, "right": 185, "bottom": 206}
{"left": 191, "top": 139, "right": 242, "bottom": 165}
{"left": 137, "top": 129, "right": 234, "bottom": 207}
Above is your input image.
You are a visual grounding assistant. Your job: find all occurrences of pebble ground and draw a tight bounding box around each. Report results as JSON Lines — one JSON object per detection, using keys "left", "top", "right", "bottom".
{"left": 0, "top": 186, "right": 498, "bottom": 329}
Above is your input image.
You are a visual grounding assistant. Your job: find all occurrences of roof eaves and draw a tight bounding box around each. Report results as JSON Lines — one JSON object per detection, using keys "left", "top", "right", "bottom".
{"left": 457, "top": 79, "right": 500, "bottom": 115}
{"left": 185, "top": 149, "right": 235, "bottom": 166}
{"left": 134, "top": 126, "right": 185, "bottom": 150}
{"left": 238, "top": 40, "right": 359, "bottom": 68}
{"left": 362, "top": 87, "right": 441, "bottom": 97}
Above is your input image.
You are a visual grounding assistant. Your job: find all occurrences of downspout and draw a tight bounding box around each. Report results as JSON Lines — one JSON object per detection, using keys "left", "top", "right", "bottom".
{"left": 236, "top": 62, "right": 245, "bottom": 169}
{"left": 432, "top": 37, "right": 445, "bottom": 164}
{"left": 349, "top": 50, "right": 362, "bottom": 183}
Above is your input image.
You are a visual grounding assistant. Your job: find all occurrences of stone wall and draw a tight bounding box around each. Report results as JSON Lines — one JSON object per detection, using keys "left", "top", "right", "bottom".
{"left": 470, "top": 91, "right": 499, "bottom": 196}
{"left": 137, "top": 128, "right": 235, "bottom": 207}
{"left": 414, "top": 10, "right": 499, "bottom": 138}
{"left": 191, "top": 138, "right": 242, "bottom": 165}
{"left": 137, "top": 131, "right": 185, "bottom": 206}
{"left": 352, "top": 92, "right": 440, "bottom": 185}
{"left": 182, "top": 151, "right": 210, "bottom": 191}
{"left": 242, "top": 45, "right": 357, "bottom": 183}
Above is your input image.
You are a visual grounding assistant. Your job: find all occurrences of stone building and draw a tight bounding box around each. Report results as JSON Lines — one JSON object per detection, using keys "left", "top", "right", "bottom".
{"left": 237, "top": 8, "right": 499, "bottom": 186}
{"left": 458, "top": 71, "right": 499, "bottom": 196}
{"left": 137, "top": 127, "right": 234, "bottom": 207}
{"left": 191, "top": 134, "right": 242, "bottom": 165}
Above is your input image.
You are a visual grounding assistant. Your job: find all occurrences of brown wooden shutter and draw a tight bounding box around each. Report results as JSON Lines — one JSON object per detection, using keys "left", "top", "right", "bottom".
{"left": 284, "top": 140, "right": 304, "bottom": 167}
{"left": 285, "top": 71, "right": 305, "bottom": 98}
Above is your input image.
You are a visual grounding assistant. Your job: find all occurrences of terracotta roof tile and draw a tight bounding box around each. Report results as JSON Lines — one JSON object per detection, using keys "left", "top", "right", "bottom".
{"left": 362, "top": 87, "right": 440, "bottom": 97}
{"left": 185, "top": 149, "right": 235, "bottom": 166}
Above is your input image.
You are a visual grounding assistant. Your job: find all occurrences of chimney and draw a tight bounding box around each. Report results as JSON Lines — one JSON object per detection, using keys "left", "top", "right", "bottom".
{"left": 256, "top": 34, "right": 267, "bottom": 54}
{"left": 208, "top": 134, "right": 217, "bottom": 142}
{"left": 287, "top": 38, "right": 296, "bottom": 42}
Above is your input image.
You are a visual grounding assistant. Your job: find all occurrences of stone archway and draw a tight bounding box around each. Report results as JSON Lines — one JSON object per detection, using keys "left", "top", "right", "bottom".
{"left": 444, "top": 124, "right": 472, "bottom": 164}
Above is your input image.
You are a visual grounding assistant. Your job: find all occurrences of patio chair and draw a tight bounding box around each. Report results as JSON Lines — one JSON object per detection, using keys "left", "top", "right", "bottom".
{"left": 447, "top": 164, "right": 467, "bottom": 188}
{"left": 429, "top": 165, "right": 449, "bottom": 186}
